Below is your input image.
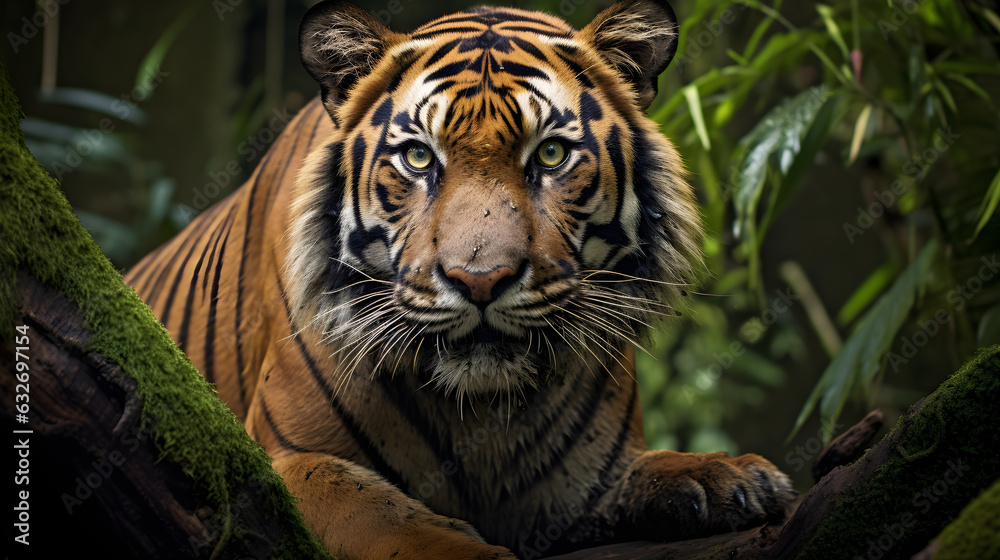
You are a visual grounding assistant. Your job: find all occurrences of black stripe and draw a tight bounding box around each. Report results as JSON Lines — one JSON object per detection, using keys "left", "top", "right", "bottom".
{"left": 557, "top": 228, "right": 585, "bottom": 264}
{"left": 500, "top": 373, "right": 608, "bottom": 502}
{"left": 235, "top": 150, "right": 276, "bottom": 390}
{"left": 127, "top": 241, "right": 168, "bottom": 293}
{"left": 176, "top": 215, "right": 224, "bottom": 350}
{"left": 425, "top": 39, "right": 461, "bottom": 67}
{"left": 425, "top": 11, "right": 564, "bottom": 28}
{"left": 556, "top": 51, "right": 594, "bottom": 89}
{"left": 500, "top": 61, "right": 549, "bottom": 80}
{"left": 375, "top": 377, "right": 469, "bottom": 506}
{"left": 513, "top": 79, "right": 554, "bottom": 108}
{"left": 261, "top": 397, "right": 311, "bottom": 453}
{"left": 302, "top": 100, "right": 325, "bottom": 150}
{"left": 501, "top": 26, "right": 571, "bottom": 37}
{"left": 583, "top": 381, "right": 638, "bottom": 504}
{"left": 511, "top": 37, "right": 549, "bottom": 64}
{"left": 201, "top": 201, "right": 235, "bottom": 294}
{"left": 276, "top": 274, "right": 408, "bottom": 489}
{"left": 350, "top": 136, "right": 367, "bottom": 229}
{"left": 413, "top": 27, "right": 485, "bottom": 39}
{"left": 427, "top": 59, "right": 472, "bottom": 82}
{"left": 203, "top": 206, "right": 235, "bottom": 387}
{"left": 386, "top": 53, "right": 419, "bottom": 94}
{"left": 141, "top": 207, "right": 218, "bottom": 300}
{"left": 158, "top": 215, "right": 216, "bottom": 330}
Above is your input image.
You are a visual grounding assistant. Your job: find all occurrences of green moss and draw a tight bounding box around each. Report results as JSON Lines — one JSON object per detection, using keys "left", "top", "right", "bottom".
{"left": 0, "top": 64, "right": 331, "bottom": 558}
{"left": 798, "top": 345, "right": 1000, "bottom": 560}
{"left": 933, "top": 477, "right": 1000, "bottom": 560}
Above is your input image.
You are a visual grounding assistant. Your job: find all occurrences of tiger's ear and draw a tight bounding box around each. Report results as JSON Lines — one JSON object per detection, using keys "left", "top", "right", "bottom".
{"left": 299, "top": 1, "right": 402, "bottom": 119}
{"left": 579, "top": 0, "right": 679, "bottom": 110}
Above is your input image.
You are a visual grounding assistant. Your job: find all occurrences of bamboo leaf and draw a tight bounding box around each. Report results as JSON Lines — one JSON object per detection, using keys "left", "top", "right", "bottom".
{"left": 943, "top": 72, "right": 994, "bottom": 106}
{"left": 732, "top": 85, "right": 829, "bottom": 240}
{"left": 836, "top": 261, "right": 899, "bottom": 326}
{"left": 767, "top": 89, "right": 845, "bottom": 226}
{"left": 848, "top": 104, "right": 872, "bottom": 164}
{"left": 683, "top": 85, "right": 711, "bottom": 150}
{"left": 969, "top": 168, "right": 1000, "bottom": 242}
{"left": 816, "top": 4, "right": 849, "bottom": 60}
{"left": 135, "top": 5, "right": 199, "bottom": 94}
{"left": 930, "top": 76, "right": 958, "bottom": 114}
{"left": 984, "top": 8, "right": 1000, "bottom": 34}
{"left": 790, "top": 239, "right": 940, "bottom": 441}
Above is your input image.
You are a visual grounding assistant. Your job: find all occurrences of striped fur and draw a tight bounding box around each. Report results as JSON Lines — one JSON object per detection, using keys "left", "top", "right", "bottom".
{"left": 126, "top": 1, "right": 794, "bottom": 558}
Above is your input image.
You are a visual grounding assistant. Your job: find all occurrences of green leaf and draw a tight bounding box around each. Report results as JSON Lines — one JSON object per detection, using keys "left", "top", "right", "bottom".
{"left": 983, "top": 8, "right": 1000, "bottom": 34}
{"left": 816, "top": 4, "right": 849, "bottom": 60}
{"left": 38, "top": 87, "right": 146, "bottom": 124}
{"left": 848, "top": 104, "right": 872, "bottom": 164}
{"left": 741, "top": 5, "right": 775, "bottom": 60}
{"left": 942, "top": 72, "right": 994, "bottom": 106}
{"left": 969, "top": 168, "right": 1000, "bottom": 242}
{"left": 790, "top": 239, "right": 940, "bottom": 442}
{"left": 732, "top": 85, "right": 829, "bottom": 240}
{"left": 930, "top": 75, "right": 958, "bottom": 114}
{"left": 135, "top": 5, "right": 200, "bottom": 94}
{"left": 683, "top": 85, "right": 711, "bottom": 150}
{"left": 142, "top": 177, "right": 177, "bottom": 236}
{"left": 836, "top": 261, "right": 899, "bottom": 326}
{"left": 763, "top": 89, "right": 845, "bottom": 231}
{"left": 932, "top": 61, "right": 1000, "bottom": 76}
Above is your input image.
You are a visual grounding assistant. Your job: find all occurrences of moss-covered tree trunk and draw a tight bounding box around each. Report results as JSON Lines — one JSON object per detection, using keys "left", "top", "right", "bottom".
{"left": 0, "top": 63, "right": 332, "bottom": 559}
{"left": 2, "top": 60, "right": 997, "bottom": 559}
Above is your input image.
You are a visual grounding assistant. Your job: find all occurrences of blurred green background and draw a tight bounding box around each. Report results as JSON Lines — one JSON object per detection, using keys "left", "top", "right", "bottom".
{"left": 3, "top": 0, "right": 999, "bottom": 492}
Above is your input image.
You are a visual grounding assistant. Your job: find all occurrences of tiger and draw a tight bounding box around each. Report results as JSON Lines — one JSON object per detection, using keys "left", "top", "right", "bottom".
{"left": 125, "top": 0, "right": 796, "bottom": 557}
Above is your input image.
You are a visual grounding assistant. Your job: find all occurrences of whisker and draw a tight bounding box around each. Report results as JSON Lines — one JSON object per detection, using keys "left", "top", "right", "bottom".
{"left": 578, "top": 269, "right": 692, "bottom": 287}
{"left": 329, "top": 257, "right": 392, "bottom": 284}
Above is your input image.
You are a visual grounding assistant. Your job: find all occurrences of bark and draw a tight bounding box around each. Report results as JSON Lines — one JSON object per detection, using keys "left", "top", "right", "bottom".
{"left": 1, "top": 66, "right": 331, "bottom": 559}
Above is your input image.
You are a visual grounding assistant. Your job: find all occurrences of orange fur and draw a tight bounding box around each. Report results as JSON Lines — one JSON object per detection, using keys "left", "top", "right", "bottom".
{"left": 126, "top": 2, "right": 793, "bottom": 557}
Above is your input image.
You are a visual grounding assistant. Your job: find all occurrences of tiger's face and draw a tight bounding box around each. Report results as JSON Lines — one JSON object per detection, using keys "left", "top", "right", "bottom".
{"left": 288, "top": 1, "right": 701, "bottom": 400}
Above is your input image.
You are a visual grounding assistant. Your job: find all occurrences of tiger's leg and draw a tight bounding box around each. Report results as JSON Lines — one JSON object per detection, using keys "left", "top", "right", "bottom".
{"left": 603, "top": 450, "right": 796, "bottom": 540}
{"left": 273, "top": 452, "right": 517, "bottom": 560}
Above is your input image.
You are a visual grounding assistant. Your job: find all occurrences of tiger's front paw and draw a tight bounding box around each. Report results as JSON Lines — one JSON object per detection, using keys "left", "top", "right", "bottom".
{"left": 613, "top": 450, "right": 795, "bottom": 540}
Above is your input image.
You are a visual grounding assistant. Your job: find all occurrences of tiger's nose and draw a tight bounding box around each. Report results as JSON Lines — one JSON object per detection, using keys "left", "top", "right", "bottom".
{"left": 445, "top": 266, "right": 518, "bottom": 303}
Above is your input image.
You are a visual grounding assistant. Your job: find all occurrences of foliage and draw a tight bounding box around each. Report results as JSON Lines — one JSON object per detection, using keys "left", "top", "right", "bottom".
{"left": 17, "top": 0, "right": 1000, "bottom": 455}
{"left": 23, "top": 87, "right": 184, "bottom": 266}
{"left": 642, "top": 0, "right": 1000, "bottom": 447}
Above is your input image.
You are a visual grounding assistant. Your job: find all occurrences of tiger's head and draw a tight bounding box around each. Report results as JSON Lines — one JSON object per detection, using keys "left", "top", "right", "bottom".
{"left": 286, "top": 0, "right": 702, "bottom": 401}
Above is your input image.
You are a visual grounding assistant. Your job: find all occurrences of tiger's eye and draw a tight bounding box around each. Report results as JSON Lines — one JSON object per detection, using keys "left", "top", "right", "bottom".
{"left": 537, "top": 140, "right": 566, "bottom": 167}
{"left": 405, "top": 143, "right": 434, "bottom": 170}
